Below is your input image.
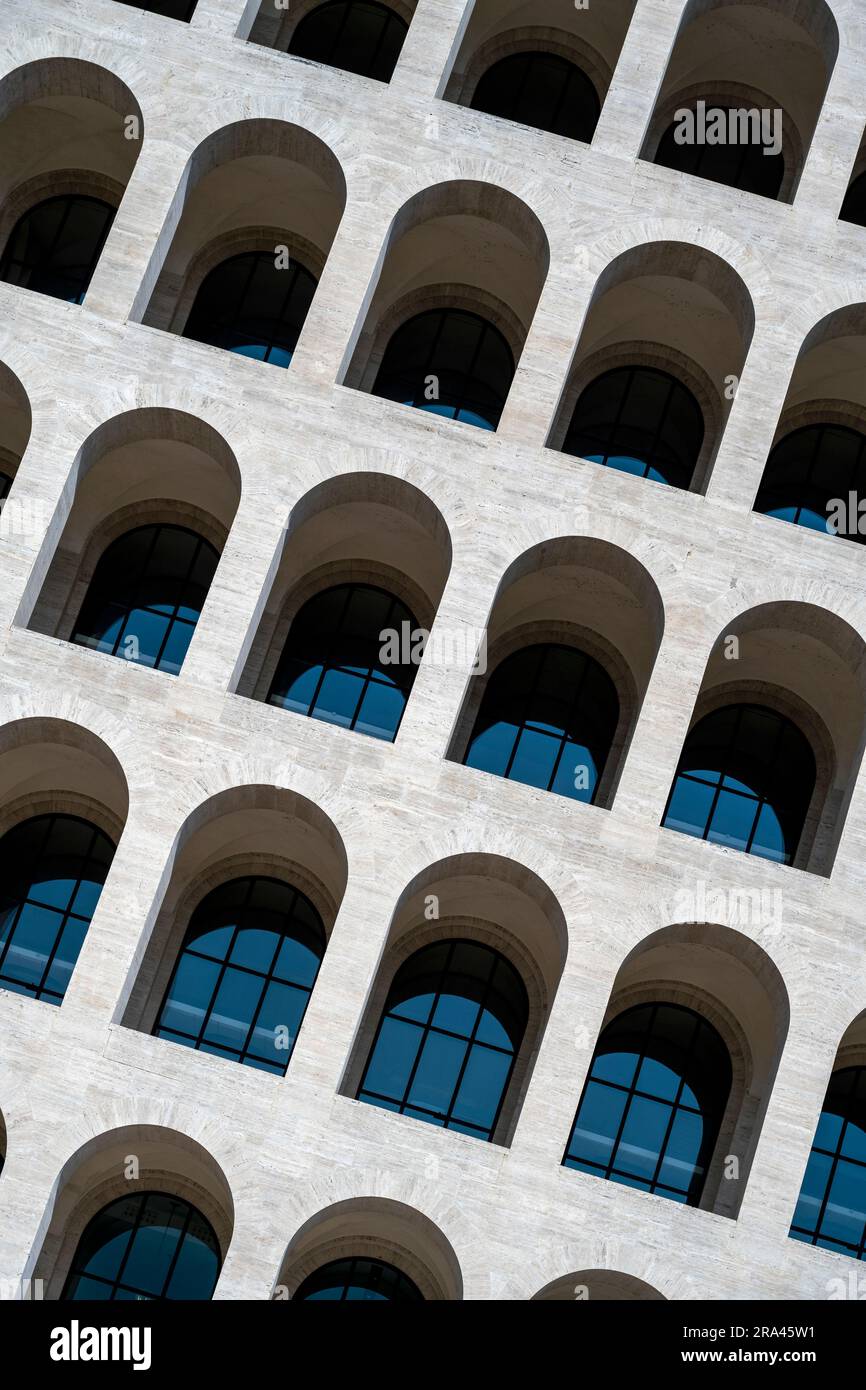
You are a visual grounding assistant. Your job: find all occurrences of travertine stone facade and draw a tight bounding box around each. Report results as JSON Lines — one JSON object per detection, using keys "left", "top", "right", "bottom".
{"left": 1, "top": 0, "right": 866, "bottom": 1300}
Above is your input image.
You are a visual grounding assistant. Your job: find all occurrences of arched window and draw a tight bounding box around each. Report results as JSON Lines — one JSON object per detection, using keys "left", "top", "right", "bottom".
{"left": 294, "top": 1256, "right": 423, "bottom": 1300}
{"left": 463, "top": 642, "right": 619, "bottom": 803}
{"left": 372, "top": 308, "right": 515, "bottom": 431}
{"left": 62, "top": 1191, "right": 221, "bottom": 1300}
{"left": 113, "top": 0, "right": 198, "bottom": 18}
{"left": 267, "top": 582, "right": 419, "bottom": 742}
{"left": 563, "top": 366, "right": 704, "bottom": 489}
{"left": 790, "top": 1066, "right": 866, "bottom": 1260}
{"left": 662, "top": 703, "right": 816, "bottom": 865}
{"left": 183, "top": 252, "right": 318, "bottom": 368}
{"left": 288, "top": 1, "right": 408, "bottom": 82}
{"left": 753, "top": 424, "right": 866, "bottom": 543}
{"left": 563, "top": 1003, "right": 732, "bottom": 1206}
{"left": 358, "top": 938, "right": 529, "bottom": 1141}
{"left": 0, "top": 814, "right": 115, "bottom": 1005}
{"left": 654, "top": 108, "right": 786, "bottom": 200}
{"left": 0, "top": 195, "right": 115, "bottom": 304}
{"left": 470, "top": 52, "right": 600, "bottom": 143}
{"left": 154, "top": 876, "right": 326, "bottom": 1075}
{"left": 840, "top": 171, "right": 866, "bottom": 228}
{"left": 71, "top": 523, "right": 220, "bottom": 675}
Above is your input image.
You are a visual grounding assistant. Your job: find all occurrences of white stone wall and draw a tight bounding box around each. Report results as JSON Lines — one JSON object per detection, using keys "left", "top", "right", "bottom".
{"left": 0, "top": 0, "right": 865, "bottom": 1299}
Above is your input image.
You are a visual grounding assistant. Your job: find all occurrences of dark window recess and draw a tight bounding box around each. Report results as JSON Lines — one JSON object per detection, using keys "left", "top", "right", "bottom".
{"left": 790, "top": 1067, "right": 866, "bottom": 1261}
{"left": 111, "top": 0, "right": 198, "bottom": 19}
{"left": 288, "top": 1, "right": 408, "bottom": 82}
{"left": 62, "top": 1192, "right": 221, "bottom": 1300}
{"left": 183, "top": 252, "right": 317, "bottom": 368}
{"left": 470, "top": 51, "right": 600, "bottom": 143}
{"left": 662, "top": 703, "right": 816, "bottom": 866}
{"left": 753, "top": 423, "right": 866, "bottom": 544}
{"left": 0, "top": 814, "right": 115, "bottom": 1005}
{"left": 0, "top": 195, "right": 115, "bottom": 304}
{"left": 840, "top": 170, "right": 866, "bottom": 228}
{"left": 654, "top": 107, "right": 785, "bottom": 200}
{"left": 563, "top": 1002, "right": 732, "bottom": 1207}
{"left": 372, "top": 308, "right": 515, "bottom": 431}
{"left": 267, "top": 582, "right": 419, "bottom": 742}
{"left": 71, "top": 523, "right": 219, "bottom": 676}
{"left": 563, "top": 365, "right": 704, "bottom": 490}
{"left": 357, "top": 938, "right": 529, "bottom": 1142}
{"left": 153, "top": 875, "right": 326, "bottom": 1076}
{"left": 463, "top": 642, "right": 619, "bottom": 803}
{"left": 294, "top": 1257, "right": 423, "bottom": 1300}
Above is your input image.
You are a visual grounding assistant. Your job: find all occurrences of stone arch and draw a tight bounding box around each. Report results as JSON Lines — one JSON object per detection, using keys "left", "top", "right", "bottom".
{"left": 340, "top": 851, "right": 568, "bottom": 1145}
{"left": 447, "top": 535, "right": 664, "bottom": 809}
{"left": 274, "top": 1196, "right": 463, "bottom": 1300}
{"left": 30, "top": 1124, "right": 234, "bottom": 1298}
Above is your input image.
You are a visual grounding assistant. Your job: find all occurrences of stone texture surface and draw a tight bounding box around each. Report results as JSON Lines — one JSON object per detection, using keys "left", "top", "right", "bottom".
{"left": 0, "top": 0, "right": 864, "bottom": 1300}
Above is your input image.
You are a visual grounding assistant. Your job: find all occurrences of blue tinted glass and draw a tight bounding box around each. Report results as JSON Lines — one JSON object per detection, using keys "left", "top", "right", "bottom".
{"left": 750, "top": 801, "right": 787, "bottom": 862}
{"left": 203, "top": 969, "right": 262, "bottom": 1051}
{"left": 229, "top": 926, "right": 280, "bottom": 973}
{"left": 312, "top": 668, "right": 364, "bottom": 727}
{"left": 431, "top": 990, "right": 480, "bottom": 1037}
{"left": 616, "top": 1096, "right": 671, "bottom": 1179}
{"left": 592, "top": 1050, "right": 639, "bottom": 1088}
{"left": 637, "top": 1055, "right": 682, "bottom": 1102}
{"left": 705, "top": 788, "right": 756, "bottom": 851}
{"left": 274, "top": 933, "right": 321, "bottom": 988}
{"left": 452, "top": 1046, "right": 511, "bottom": 1129}
{"left": 821, "top": 1162, "right": 866, "bottom": 1247}
{"left": 664, "top": 776, "right": 716, "bottom": 837}
{"left": 281, "top": 663, "right": 323, "bottom": 713}
{"left": 507, "top": 726, "right": 560, "bottom": 790}
{"left": 250, "top": 981, "right": 306, "bottom": 1062}
{"left": 658, "top": 1108, "right": 703, "bottom": 1191}
{"left": 570, "top": 1081, "right": 628, "bottom": 1166}
{"left": 474, "top": 1006, "right": 512, "bottom": 1049}
{"left": 792, "top": 1148, "right": 832, "bottom": 1235}
{"left": 355, "top": 680, "right": 405, "bottom": 740}
{"left": 409, "top": 1031, "right": 467, "bottom": 1115}
{"left": 44, "top": 916, "right": 88, "bottom": 996}
{"left": 161, "top": 955, "right": 220, "bottom": 1038}
{"left": 363, "top": 1016, "right": 423, "bottom": 1099}
{"left": 391, "top": 991, "right": 435, "bottom": 1024}
{"left": 2, "top": 903, "right": 58, "bottom": 985}
{"left": 464, "top": 721, "right": 517, "bottom": 776}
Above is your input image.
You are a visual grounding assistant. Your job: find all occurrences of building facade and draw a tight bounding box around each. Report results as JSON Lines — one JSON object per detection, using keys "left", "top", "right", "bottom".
{"left": 0, "top": 0, "right": 865, "bottom": 1300}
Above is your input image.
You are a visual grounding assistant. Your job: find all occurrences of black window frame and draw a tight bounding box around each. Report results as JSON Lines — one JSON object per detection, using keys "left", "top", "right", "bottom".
{"left": 371, "top": 307, "right": 516, "bottom": 431}
{"left": 287, "top": 0, "right": 409, "bottom": 82}
{"left": 0, "top": 812, "right": 116, "bottom": 1006}
{"left": 61, "top": 1190, "right": 221, "bottom": 1301}
{"left": 357, "top": 937, "right": 530, "bottom": 1142}
{"left": 293, "top": 1256, "right": 423, "bottom": 1300}
{"left": 790, "top": 1065, "right": 866, "bottom": 1260}
{"left": 71, "top": 522, "right": 220, "bottom": 676}
{"left": 562, "top": 364, "right": 705, "bottom": 490}
{"left": 0, "top": 194, "right": 116, "bottom": 305}
{"left": 661, "top": 702, "right": 817, "bottom": 865}
{"left": 267, "top": 581, "right": 420, "bottom": 742}
{"left": 470, "top": 50, "right": 601, "bottom": 143}
{"left": 462, "top": 641, "right": 619, "bottom": 803}
{"left": 654, "top": 105, "right": 786, "bottom": 200}
{"left": 563, "top": 1001, "right": 733, "bottom": 1207}
{"left": 153, "top": 874, "right": 326, "bottom": 1075}
{"left": 182, "top": 250, "right": 318, "bottom": 368}
{"left": 753, "top": 422, "right": 866, "bottom": 543}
